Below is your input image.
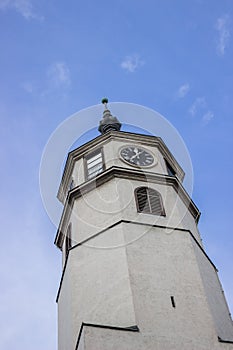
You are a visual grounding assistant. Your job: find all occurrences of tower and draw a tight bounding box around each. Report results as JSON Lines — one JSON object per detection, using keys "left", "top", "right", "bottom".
{"left": 55, "top": 100, "right": 233, "bottom": 350}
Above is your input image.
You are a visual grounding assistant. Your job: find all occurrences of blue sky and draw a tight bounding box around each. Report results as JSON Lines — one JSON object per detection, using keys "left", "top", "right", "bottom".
{"left": 0, "top": 1, "right": 233, "bottom": 349}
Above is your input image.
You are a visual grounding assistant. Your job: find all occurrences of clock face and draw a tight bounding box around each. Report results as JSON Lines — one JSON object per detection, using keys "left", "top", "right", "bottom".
{"left": 120, "top": 146, "right": 155, "bottom": 167}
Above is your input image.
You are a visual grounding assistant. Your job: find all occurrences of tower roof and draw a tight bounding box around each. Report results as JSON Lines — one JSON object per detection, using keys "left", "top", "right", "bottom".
{"left": 98, "top": 98, "right": 122, "bottom": 134}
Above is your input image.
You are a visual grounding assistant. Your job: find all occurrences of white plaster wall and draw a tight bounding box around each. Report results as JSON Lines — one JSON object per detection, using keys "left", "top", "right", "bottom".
{"left": 70, "top": 178, "right": 122, "bottom": 246}
{"left": 77, "top": 331, "right": 84, "bottom": 350}
{"left": 116, "top": 178, "right": 202, "bottom": 244}
{"left": 59, "top": 217, "right": 233, "bottom": 350}
{"left": 58, "top": 258, "right": 73, "bottom": 350}
{"left": 72, "top": 158, "right": 85, "bottom": 186}
{"left": 62, "top": 238, "right": 66, "bottom": 266}
{"left": 124, "top": 225, "right": 218, "bottom": 346}
{"left": 79, "top": 326, "right": 232, "bottom": 350}
{"left": 103, "top": 139, "right": 167, "bottom": 176}
{"left": 192, "top": 239, "right": 233, "bottom": 340}
{"left": 81, "top": 327, "right": 142, "bottom": 350}
{"left": 67, "top": 176, "right": 202, "bottom": 255}
{"left": 58, "top": 224, "right": 136, "bottom": 350}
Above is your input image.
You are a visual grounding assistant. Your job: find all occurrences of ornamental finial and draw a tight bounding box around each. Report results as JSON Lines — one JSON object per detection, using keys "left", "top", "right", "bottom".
{"left": 98, "top": 98, "right": 122, "bottom": 134}
{"left": 101, "top": 97, "right": 108, "bottom": 110}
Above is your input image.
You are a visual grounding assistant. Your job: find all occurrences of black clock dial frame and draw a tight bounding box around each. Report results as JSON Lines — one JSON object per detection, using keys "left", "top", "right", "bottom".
{"left": 120, "top": 146, "right": 155, "bottom": 167}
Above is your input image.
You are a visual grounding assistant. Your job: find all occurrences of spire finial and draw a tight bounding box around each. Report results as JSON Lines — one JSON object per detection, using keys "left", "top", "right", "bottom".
{"left": 101, "top": 97, "right": 108, "bottom": 110}
{"left": 98, "top": 98, "right": 122, "bottom": 134}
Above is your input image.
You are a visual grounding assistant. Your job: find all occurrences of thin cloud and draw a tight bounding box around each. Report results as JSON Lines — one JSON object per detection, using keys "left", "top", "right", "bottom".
{"left": 189, "top": 97, "right": 214, "bottom": 125}
{"left": 189, "top": 97, "right": 206, "bottom": 116}
{"left": 176, "top": 83, "right": 190, "bottom": 98}
{"left": 47, "top": 62, "right": 71, "bottom": 89}
{"left": 121, "top": 54, "right": 144, "bottom": 73}
{"left": 22, "top": 81, "right": 34, "bottom": 94}
{"left": 215, "top": 15, "right": 230, "bottom": 56}
{"left": 202, "top": 110, "right": 214, "bottom": 125}
{"left": 22, "top": 62, "right": 71, "bottom": 97}
{"left": 0, "top": 0, "right": 42, "bottom": 20}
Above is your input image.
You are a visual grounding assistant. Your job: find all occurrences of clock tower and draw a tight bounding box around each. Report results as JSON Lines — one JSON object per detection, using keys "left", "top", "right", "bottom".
{"left": 55, "top": 100, "right": 233, "bottom": 350}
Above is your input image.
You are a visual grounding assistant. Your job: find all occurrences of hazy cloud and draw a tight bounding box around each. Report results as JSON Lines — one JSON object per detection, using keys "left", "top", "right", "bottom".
{"left": 47, "top": 62, "right": 71, "bottom": 89}
{"left": 176, "top": 83, "right": 190, "bottom": 98}
{"left": 189, "top": 97, "right": 214, "bottom": 125}
{"left": 0, "top": 0, "right": 42, "bottom": 20}
{"left": 121, "top": 54, "right": 144, "bottom": 72}
{"left": 22, "top": 62, "right": 71, "bottom": 97}
{"left": 22, "top": 81, "right": 34, "bottom": 93}
{"left": 202, "top": 110, "right": 214, "bottom": 125}
{"left": 189, "top": 97, "right": 206, "bottom": 116}
{"left": 215, "top": 15, "right": 230, "bottom": 56}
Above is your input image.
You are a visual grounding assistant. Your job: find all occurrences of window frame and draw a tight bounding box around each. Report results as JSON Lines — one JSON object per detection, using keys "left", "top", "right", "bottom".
{"left": 84, "top": 148, "right": 105, "bottom": 180}
{"left": 69, "top": 178, "right": 75, "bottom": 190}
{"left": 165, "top": 159, "right": 176, "bottom": 177}
{"left": 65, "top": 223, "right": 72, "bottom": 257}
{"left": 135, "top": 187, "right": 166, "bottom": 216}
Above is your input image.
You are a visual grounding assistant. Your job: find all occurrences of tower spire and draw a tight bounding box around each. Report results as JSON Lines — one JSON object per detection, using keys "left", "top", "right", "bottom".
{"left": 98, "top": 98, "right": 122, "bottom": 134}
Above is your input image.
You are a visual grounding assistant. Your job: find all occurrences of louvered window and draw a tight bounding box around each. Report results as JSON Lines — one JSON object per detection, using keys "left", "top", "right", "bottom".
{"left": 85, "top": 149, "right": 104, "bottom": 180}
{"left": 135, "top": 187, "right": 165, "bottom": 216}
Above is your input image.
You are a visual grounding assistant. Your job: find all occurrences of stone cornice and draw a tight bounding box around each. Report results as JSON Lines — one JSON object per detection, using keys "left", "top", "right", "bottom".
{"left": 57, "top": 131, "right": 185, "bottom": 203}
{"left": 75, "top": 323, "right": 139, "bottom": 350}
{"left": 218, "top": 336, "right": 233, "bottom": 344}
{"left": 54, "top": 166, "right": 200, "bottom": 249}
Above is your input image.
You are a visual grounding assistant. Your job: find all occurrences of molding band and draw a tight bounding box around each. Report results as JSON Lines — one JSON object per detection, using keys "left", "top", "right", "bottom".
{"left": 75, "top": 322, "right": 139, "bottom": 350}
{"left": 56, "top": 220, "right": 217, "bottom": 303}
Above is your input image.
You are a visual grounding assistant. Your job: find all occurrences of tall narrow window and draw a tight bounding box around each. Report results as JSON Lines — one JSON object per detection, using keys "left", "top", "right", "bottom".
{"left": 135, "top": 187, "right": 165, "bottom": 216}
{"left": 65, "top": 224, "right": 72, "bottom": 257}
{"left": 85, "top": 149, "right": 104, "bottom": 180}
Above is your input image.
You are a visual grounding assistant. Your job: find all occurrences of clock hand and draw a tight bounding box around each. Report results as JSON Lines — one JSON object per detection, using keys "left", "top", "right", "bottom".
{"left": 134, "top": 151, "right": 144, "bottom": 159}
{"left": 130, "top": 154, "right": 137, "bottom": 161}
{"left": 130, "top": 149, "right": 140, "bottom": 161}
{"left": 130, "top": 150, "right": 144, "bottom": 161}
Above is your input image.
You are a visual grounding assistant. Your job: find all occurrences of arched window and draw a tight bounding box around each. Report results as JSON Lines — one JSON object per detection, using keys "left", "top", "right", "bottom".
{"left": 65, "top": 223, "right": 72, "bottom": 256}
{"left": 135, "top": 187, "right": 165, "bottom": 216}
